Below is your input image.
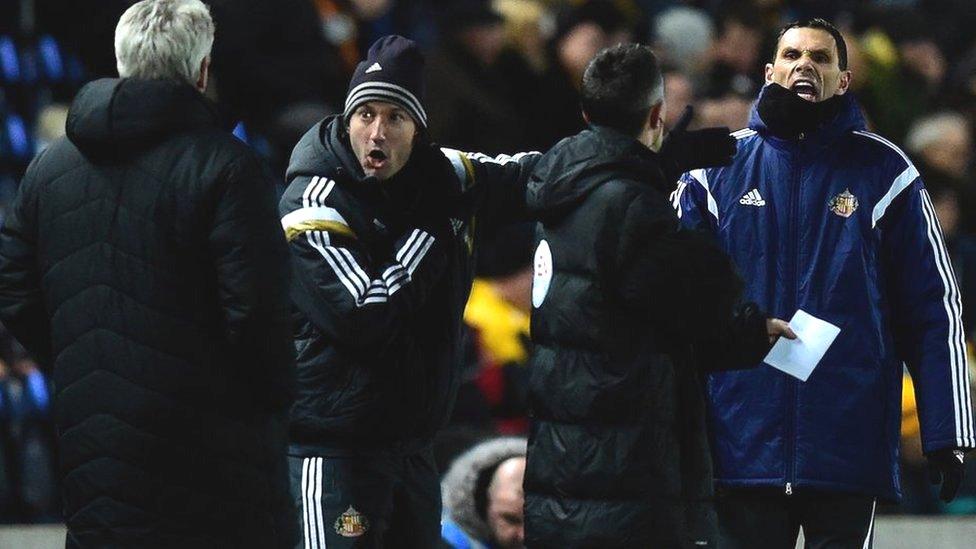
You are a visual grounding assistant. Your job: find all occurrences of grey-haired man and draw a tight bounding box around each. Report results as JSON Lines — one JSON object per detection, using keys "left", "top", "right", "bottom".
{"left": 0, "top": 0, "right": 297, "bottom": 547}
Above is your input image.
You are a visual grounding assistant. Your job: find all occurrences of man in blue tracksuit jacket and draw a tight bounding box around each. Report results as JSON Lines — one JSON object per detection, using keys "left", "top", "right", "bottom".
{"left": 676, "top": 19, "right": 975, "bottom": 548}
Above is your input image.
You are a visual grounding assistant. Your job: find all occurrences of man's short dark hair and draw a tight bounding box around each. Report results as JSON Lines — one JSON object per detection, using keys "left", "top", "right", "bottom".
{"left": 775, "top": 18, "right": 848, "bottom": 70}
{"left": 580, "top": 43, "right": 663, "bottom": 137}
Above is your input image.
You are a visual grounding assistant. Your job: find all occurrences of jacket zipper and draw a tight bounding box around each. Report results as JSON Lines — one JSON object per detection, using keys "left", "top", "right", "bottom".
{"left": 785, "top": 132, "right": 805, "bottom": 495}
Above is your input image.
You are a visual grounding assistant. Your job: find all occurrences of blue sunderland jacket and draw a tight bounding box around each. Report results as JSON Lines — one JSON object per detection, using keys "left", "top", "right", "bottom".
{"left": 675, "top": 88, "right": 975, "bottom": 500}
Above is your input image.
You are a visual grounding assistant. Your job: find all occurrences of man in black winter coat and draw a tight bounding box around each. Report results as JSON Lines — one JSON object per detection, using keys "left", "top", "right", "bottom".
{"left": 279, "top": 35, "right": 540, "bottom": 548}
{"left": 523, "top": 43, "right": 794, "bottom": 548}
{"left": 0, "top": 1, "right": 297, "bottom": 547}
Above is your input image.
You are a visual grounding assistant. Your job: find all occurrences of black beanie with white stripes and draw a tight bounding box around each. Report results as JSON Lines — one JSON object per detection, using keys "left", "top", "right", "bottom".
{"left": 343, "top": 35, "right": 428, "bottom": 128}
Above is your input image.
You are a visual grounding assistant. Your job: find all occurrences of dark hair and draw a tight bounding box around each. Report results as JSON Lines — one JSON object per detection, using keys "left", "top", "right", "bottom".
{"left": 580, "top": 43, "right": 663, "bottom": 137}
{"left": 774, "top": 18, "right": 848, "bottom": 70}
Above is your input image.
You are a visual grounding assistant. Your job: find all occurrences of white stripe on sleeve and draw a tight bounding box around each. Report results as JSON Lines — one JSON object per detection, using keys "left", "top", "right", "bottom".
{"left": 919, "top": 189, "right": 973, "bottom": 447}
{"left": 689, "top": 169, "right": 719, "bottom": 222}
{"left": 871, "top": 165, "right": 920, "bottom": 228}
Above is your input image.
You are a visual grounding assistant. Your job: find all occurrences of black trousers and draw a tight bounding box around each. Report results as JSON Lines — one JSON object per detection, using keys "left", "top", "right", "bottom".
{"left": 288, "top": 450, "right": 441, "bottom": 549}
{"left": 716, "top": 488, "right": 877, "bottom": 549}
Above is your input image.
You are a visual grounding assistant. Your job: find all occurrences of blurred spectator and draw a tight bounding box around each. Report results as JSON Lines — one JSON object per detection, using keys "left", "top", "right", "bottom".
{"left": 494, "top": 0, "right": 550, "bottom": 73}
{"left": 948, "top": 38, "right": 976, "bottom": 123}
{"left": 204, "top": 0, "right": 347, "bottom": 165}
{"left": 527, "top": 0, "right": 636, "bottom": 149}
{"left": 663, "top": 67, "right": 695, "bottom": 130}
{"left": 0, "top": 326, "right": 57, "bottom": 524}
{"left": 452, "top": 222, "right": 535, "bottom": 435}
{"left": 927, "top": 183, "right": 976, "bottom": 347}
{"left": 441, "top": 437, "right": 527, "bottom": 549}
{"left": 858, "top": 11, "right": 947, "bottom": 141}
{"left": 652, "top": 6, "right": 715, "bottom": 80}
{"left": 694, "top": 3, "right": 765, "bottom": 131}
{"left": 704, "top": 3, "right": 765, "bottom": 100}
{"left": 905, "top": 111, "right": 976, "bottom": 235}
{"left": 426, "top": 1, "right": 530, "bottom": 154}
{"left": 696, "top": 93, "right": 754, "bottom": 132}
{"left": 906, "top": 111, "right": 972, "bottom": 181}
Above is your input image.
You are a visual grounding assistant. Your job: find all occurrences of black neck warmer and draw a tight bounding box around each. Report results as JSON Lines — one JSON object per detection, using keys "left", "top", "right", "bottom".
{"left": 757, "top": 83, "right": 845, "bottom": 139}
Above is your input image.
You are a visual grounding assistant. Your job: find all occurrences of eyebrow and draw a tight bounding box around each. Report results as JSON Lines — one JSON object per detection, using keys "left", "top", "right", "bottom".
{"left": 781, "top": 46, "right": 833, "bottom": 58}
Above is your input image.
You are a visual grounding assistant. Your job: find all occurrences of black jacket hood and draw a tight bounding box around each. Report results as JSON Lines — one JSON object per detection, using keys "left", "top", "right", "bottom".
{"left": 526, "top": 126, "right": 664, "bottom": 222}
{"left": 285, "top": 115, "right": 362, "bottom": 183}
{"left": 66, "top": 78, "right": 220, "bottom": 162}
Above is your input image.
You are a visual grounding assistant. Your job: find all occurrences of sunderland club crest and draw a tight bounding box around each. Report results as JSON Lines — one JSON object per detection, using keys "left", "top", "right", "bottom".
{"left": 334, "top": 506, "right": 369, "bottom": 537}
{"left": 828, "top": 188, "right": 859, "bottom": 218}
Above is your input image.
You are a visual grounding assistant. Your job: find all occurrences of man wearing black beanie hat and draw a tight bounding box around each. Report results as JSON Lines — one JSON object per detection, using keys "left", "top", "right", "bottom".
{"left": 279, "top": 35, "right": 542, "bottom": 548}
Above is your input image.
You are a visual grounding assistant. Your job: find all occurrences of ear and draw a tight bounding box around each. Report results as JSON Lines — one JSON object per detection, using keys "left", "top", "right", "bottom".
{"left": 835, "top": 70, "right": 853, "bottom": 96}
{"left": 764, "top": 63, "right": 774, "bottom": 85}
{"left": 196, "top": 57, "right": 210, "bottom": 93}
{"left": 648, "top": 102, "right": 664, "bottom": 130}
{"left": 582, "top": 110, "right": 591, "bottom": 125}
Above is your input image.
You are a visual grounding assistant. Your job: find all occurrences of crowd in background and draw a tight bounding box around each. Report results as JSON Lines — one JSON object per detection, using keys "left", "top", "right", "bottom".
{"left": 0, "top": 0, "right": 975, "bottom": 524}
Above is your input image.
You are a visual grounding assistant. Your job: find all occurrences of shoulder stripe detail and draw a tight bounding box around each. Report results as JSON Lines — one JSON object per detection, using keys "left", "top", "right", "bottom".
{"left": 871, "top": 165, "right": 920, "bottom": 228}
{"left": 732, "top": 128, "right": 757, "bottom": 139}
{"left": 465, "top": 151, "right": 542, "bottom": 166}
{"left": 282, "top": 206, "right": 356, "bottom": 241}
{"left": 286, "top": 220, "right": 356, "bottom": 241}
{"left": 671, "top": 180, "right": 688, "bottom": 217}
{"left": 441, "top": 147, "right": 476, "bottom": 190}
{"left": 852, "top": 130, "right": 912, "bottom": 166}
{"left": 919, "top": 189, "right": 974, "bottom": 448}
{"left": 689, "top": 169, "right": 719, "bottom": 222}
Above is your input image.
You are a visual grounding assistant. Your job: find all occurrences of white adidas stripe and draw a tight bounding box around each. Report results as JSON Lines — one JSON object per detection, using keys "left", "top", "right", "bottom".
{"left": 297, "top": 177, "right": 367, "bottom": 303}
{"left": 301, "top": 457, "right": 327, "bottom": 549}
{"left": 924, "top": 190, "right": 974, "bottom": 446}
{"left": 920, "top": 189, "right": 973, "bottom": 447}
{"left": 919, "top": 192, "right": 966, "bottom": 447}
{"left": 313, "top": 458, "right": 325, "bottom": 549}
{"left": 689, "top": 169, "right": 719, "bottom": 221}
{"left": 301, "top": 458, "right": 312, "bottom": 549}
{"left": 295, "top": 177, "right": 438, "bottom": 308}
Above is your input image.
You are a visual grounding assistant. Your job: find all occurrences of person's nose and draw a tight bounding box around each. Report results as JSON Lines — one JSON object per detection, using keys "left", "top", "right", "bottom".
{"left": 794, "top": 54, "right": 816, "bottom": 74}
{"left": 369, "top": 118, "right": 386, "bottom": 143}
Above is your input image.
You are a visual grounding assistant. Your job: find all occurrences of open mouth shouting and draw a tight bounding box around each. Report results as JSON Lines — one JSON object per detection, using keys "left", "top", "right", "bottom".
{"left": 364, "top": 148, "right": 388, "bottom": 171}
{"left": 790, "top": 77, "right": 820, "bottom": 102}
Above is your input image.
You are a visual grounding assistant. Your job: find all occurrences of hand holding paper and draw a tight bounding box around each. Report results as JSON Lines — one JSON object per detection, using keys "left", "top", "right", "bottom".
{"left": 763, "top": 310, "right": 841, "bottom": 382}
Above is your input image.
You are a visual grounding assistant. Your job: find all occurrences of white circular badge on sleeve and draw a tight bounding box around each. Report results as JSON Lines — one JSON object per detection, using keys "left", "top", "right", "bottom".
{"left": 532, "top": 240, "right": 553, "bottom": 308}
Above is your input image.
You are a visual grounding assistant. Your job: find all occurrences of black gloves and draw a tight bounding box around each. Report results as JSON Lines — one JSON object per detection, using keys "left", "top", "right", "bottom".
{"left": 927, "top": 448, "right": 966, "bottom": 502}
{"left": 658, "top": 105, "right": 737, "bottom": 184}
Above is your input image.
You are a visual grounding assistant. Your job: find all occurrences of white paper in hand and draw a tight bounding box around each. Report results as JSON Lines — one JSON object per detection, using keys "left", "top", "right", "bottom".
{"left": 763, "top": 310, "right": 841, "bottom": 382}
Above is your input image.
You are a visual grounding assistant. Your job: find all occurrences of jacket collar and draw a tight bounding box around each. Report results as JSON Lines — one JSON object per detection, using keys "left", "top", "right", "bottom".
{"left": 748, "top": 85, "right": 867, "bottom": 149}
